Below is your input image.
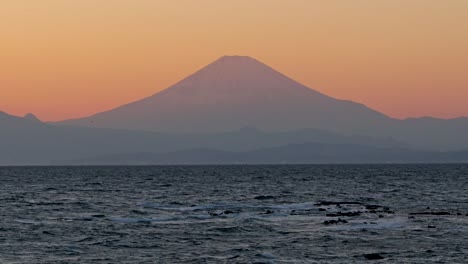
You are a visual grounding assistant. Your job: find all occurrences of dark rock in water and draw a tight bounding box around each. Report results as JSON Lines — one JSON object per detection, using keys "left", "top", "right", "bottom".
{"left": 211, "top": 226, "right": 241, "bottom": 233}
{"left": 224, "top": 210, "right": 235, "bottom": 215}
{"left": 319, "top": 208, "right": 327, "bottom": 211}
{"left": 131, "top": 210, "right": 148, "bottom": 215}
{"left": 410, "top": 212, "right": 451, "bottom": 216}
{"left": 323, "top": 218, "right": 348, "bottom": 225}
{"left": 428, "top": 225, "right": 436, "bottom": 228}
{"left": 42, "top": 231, "right": 55, "bottom": 236}
{"left": 91, "top": 214, "right": 106, "bottom": 218}
{"left": 365, "top": 205, "right": 382, "bottom": 210}
{"left": 365, "top": 205, "right": 393, "bottom": 214}
{"left": 254, "top": 195, "right": 275, "bottom": 200}
{"left": 326, "top": 211, "right": 361, "bottom": 217}
{"left": 364, "top": 253, "right": 384, "bottom": 260}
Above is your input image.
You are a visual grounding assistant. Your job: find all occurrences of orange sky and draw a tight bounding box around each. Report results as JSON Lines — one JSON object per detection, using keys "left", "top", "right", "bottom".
{"left": 1, "top": 0, "right": 467, "bottom": 121}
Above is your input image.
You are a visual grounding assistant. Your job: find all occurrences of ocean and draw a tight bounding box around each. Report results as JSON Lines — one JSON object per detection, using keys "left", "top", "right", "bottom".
{"left": 1, "top": 165, "right": 467, "bottom": 263}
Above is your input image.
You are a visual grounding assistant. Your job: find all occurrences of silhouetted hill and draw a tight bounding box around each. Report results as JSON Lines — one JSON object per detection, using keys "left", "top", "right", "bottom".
{"left": 23, "top": 113, "right": 41, "bottom": 123}
{"left": 0, "top": 111, "right": 405, "bottom": 165}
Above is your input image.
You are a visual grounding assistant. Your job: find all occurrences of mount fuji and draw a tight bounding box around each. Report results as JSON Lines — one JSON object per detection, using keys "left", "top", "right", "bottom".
{"left": 58, "top": 56, "right": 391, "bottom": 134}
{"left": 57, "top": 56, "right": 468, "bottom": 151}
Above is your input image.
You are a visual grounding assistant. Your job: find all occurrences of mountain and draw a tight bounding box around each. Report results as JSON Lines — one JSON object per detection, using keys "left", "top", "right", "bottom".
{"left": 56, "top": 56, "right": 468, "bottom": 151}
{"left": 57, "top": 56, "right": 392, "bottom": 134}
{"left": 1, "top": 110, "right": 466, "bottom": 165}
{"left": 1, "top": 111, "right": 46, "bottom": 130}
{"left": 56, "top": 143, "right": 468, "bottom": 165}
{"left": 0, "top": 111, "right": 403, "bottom": 165}
{"left": 23, "top": 113, "right": 42, "bottom": 123}
{"left": 0, "top": 111, "right": 167, "bottom": 165}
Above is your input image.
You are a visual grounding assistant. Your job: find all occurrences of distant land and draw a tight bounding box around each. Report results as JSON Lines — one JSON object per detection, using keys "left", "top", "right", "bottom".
{"left": 57, "top": 56, "right": 468, "bottom": 151}
{"left": 2, "top": 56, "right": 468, "bottom": 165}
{"left": 58, "top": 144, "right": 468, "bottom": 166}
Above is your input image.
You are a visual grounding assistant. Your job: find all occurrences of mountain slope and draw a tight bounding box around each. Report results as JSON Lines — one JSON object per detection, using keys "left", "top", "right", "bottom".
{"left": 55, "top": 56, "right": 468, "bottom": 151}
{"left": 58, "top": 56, "right": 393, "bottom": 135}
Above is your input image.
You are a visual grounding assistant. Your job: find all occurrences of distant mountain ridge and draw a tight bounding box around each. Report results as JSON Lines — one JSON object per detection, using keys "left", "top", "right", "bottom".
{"left": 57, "top": 143, "right": 468, "bottom": 165}
{"left": 1, "top": 109, "right": 467, "bottom": 165}
{"left": 0, "top": 111, "right": 405, "bottom": 165}
{"left": 55, "top": 56, "right": 468, "bottom": 151}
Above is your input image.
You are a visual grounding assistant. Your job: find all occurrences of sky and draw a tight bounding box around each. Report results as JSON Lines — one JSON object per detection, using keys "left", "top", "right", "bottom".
{"left": 1, "top": 0, "right": 467, "bottom": 121}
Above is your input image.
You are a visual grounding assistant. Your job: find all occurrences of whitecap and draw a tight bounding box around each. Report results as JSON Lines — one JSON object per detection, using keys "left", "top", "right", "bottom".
{"left": 14, "top": 219, "right": 41, "bottom": 225}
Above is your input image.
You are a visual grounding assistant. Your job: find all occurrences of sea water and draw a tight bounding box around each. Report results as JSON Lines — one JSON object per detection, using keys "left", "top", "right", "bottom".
{"left": 1, "top": 165, "right": 467, "bottom": 263}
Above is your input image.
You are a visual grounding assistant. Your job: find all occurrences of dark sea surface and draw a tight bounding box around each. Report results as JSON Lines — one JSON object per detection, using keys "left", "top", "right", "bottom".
{"left": 1, "top": 165, "right": 468, "bottom": 263}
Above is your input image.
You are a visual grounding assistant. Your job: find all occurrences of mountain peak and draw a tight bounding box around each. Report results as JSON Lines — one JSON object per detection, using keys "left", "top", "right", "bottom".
{"left": 58, "top": 55, "right": 388, "bottom": 134}
{"left": 24, "top": 113, "right": 41, "bottom": 123}
{"left": 220, "top": 55, "right": 251, "bottom": 58}
{"left": 157, "top": 54, "right": 320, "bottom": 101}
{"left": 217, "top": 55, "right": 255, "bottom": 61}
{"left": 207, "top": 55, "right": 265, "bottom": 70}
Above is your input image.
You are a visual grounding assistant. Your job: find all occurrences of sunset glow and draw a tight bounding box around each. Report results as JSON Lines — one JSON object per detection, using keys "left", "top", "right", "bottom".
{"left": 1, "top": 0, "right": 467, "bottom": 121}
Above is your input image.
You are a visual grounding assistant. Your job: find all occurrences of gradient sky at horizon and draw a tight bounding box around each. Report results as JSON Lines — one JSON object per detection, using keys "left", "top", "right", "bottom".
{"left": 1, "top": 0, "right": 467, "bottom": 121}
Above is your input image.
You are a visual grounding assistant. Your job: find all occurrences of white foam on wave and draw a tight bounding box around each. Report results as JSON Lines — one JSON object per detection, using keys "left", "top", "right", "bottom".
{"left": 141, "top": 201, "right": 249, "bottom": 211}
{"left": 140, "top": 201, "right": 317, "bottom": 212}
{"left": 267, "top": 202, "right": 316, "bottom": 211}
{"left": 331, "top": 217, "right": 407, "bottom": 231}
{"left": 109, "top": 213, "right": 216, "bottom": 224}
{"left": 14, "top": 219, "right": 41, "bottom": 225}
